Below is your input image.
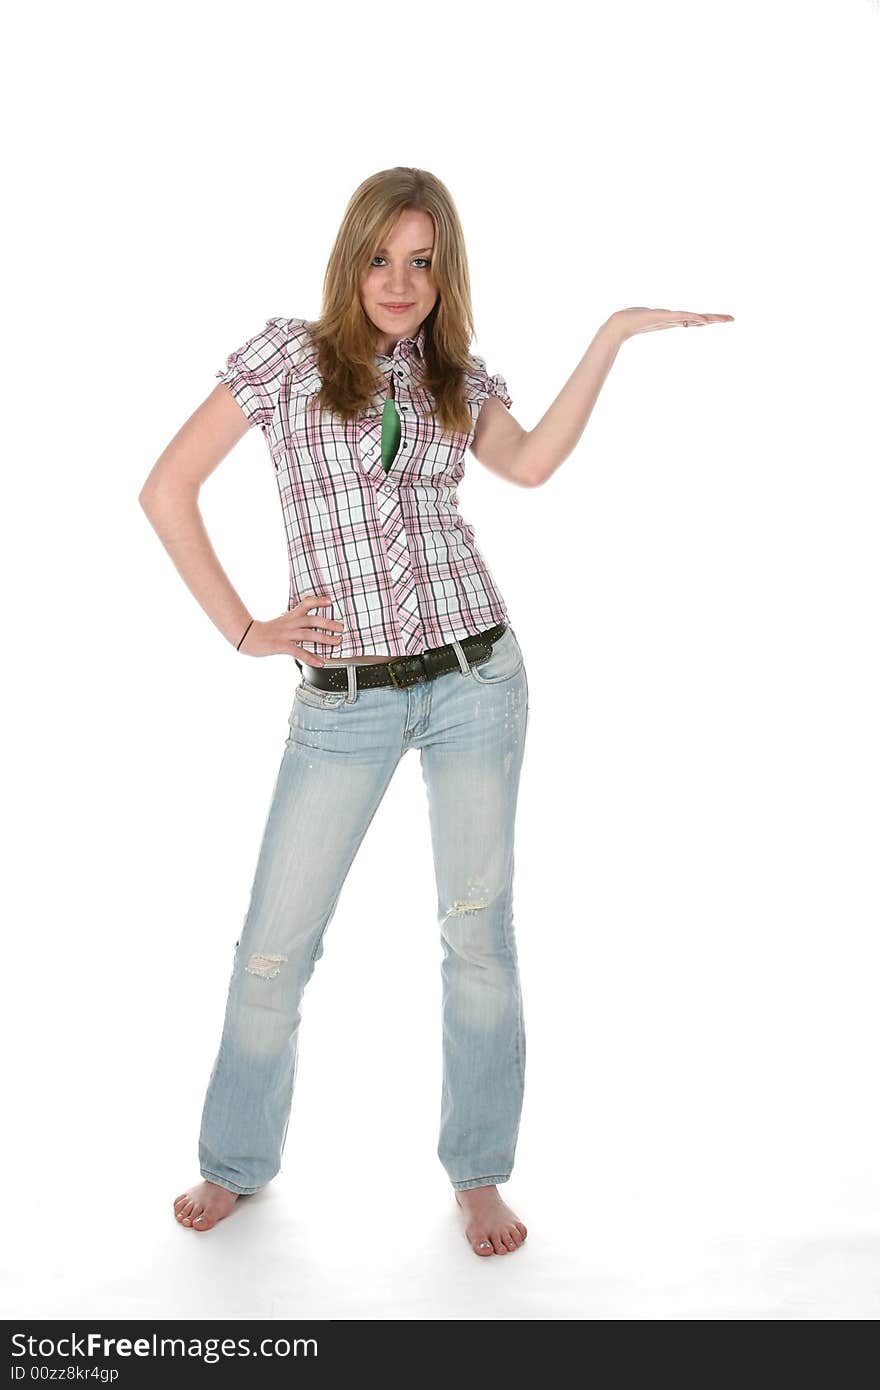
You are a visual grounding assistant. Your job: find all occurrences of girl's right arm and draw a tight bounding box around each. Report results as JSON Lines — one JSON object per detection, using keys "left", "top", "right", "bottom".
{"left": 138, "top": 384, "right": 342, "bottom": 664}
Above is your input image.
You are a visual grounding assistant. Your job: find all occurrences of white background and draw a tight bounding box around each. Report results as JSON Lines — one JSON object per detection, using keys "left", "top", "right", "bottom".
{"left": 2, "top": 0, "right": 879, "bottom": 1321}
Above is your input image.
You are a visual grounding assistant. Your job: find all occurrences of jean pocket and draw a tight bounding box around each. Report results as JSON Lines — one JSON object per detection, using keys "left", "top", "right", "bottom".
{"left": 294, "top": 680, "right": 348, "bottom": 710}
{"left": 469, "top": 625, "right": 524, "bottom": 685}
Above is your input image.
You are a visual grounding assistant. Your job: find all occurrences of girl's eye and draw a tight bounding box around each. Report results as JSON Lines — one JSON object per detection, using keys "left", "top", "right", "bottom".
{"left": 371, "top": 256, "right": 432, "bottom": 269}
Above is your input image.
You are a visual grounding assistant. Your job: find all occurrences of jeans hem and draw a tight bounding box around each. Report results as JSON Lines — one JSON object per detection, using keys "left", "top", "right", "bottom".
{"left": 450, "top": 1173, "right": 511, "bottom": 1191}
{"left": 200, "top": 1169, "right": 263, "bottom": 1196}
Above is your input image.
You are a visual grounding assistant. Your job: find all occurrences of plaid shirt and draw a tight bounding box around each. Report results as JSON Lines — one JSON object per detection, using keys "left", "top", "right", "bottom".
{"left": 216, "top": 317, "right": 513, "bottom": 659}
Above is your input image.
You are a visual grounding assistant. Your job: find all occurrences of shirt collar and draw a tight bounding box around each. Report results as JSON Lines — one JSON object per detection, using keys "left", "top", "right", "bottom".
{"left": 374, "top": 320, "right": 426, "bottom": 367}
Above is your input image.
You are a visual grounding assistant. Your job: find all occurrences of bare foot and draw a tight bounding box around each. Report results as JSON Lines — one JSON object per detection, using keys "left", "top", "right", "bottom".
{"left": 173, "top": 1180, "right": 240, "bottom": 1232}
{"left": 454, "top": 1185, "right": 528, "bottom": 1256}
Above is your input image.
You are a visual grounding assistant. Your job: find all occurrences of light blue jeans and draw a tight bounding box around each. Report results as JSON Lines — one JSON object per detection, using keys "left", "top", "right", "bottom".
{"left": 198, "top": 624, "right": 529, "bottom": 1194}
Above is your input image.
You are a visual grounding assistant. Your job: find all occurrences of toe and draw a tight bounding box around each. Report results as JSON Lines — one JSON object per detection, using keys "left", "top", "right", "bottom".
{"left": 514, "top": 1222, "right": 527, "bottom": 1240}
{"left": 192, "top": 1209, "right": 213, "bottom": 1231}
{"left": 473, "top": 1237, "right": 494, "bottom": 1256}
{"left": 491, "top": 1234, "right": 508, "bottom": 1255}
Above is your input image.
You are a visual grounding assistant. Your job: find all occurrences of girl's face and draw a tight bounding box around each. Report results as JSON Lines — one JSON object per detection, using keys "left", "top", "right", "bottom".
{"left": 361, "top": 208, "right": 438, "bottom": 355}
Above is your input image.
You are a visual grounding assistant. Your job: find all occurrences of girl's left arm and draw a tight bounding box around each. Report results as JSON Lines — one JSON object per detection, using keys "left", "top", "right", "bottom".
{"left": 483, "top": 307, "right": 733, "bottom": 488}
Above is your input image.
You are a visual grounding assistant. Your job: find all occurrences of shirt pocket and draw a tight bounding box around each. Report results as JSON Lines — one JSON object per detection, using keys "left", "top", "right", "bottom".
{"left": 288, "top": 375, "right": 361, "bottom": 488}
{"left": 409, "top": 403, "right": 474, "bottom": 480}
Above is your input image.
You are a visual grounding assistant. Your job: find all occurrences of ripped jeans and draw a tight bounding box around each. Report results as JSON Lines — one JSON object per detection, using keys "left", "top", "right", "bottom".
{"left": 198, "top": 624, "right": 530, "bottom": 1194}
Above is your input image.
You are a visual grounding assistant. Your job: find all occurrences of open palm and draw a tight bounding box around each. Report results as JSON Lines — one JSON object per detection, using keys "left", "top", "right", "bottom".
{"left": 613, "top": 307, "right": 734, "bottom": 338}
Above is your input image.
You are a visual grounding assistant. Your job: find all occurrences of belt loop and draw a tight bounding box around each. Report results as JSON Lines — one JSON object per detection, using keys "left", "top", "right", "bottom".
{"left": 346, "top": 664, "right": 357, "bottom": 703}
{"left": 450, "top": 637, "right": 471, "bottom": 675}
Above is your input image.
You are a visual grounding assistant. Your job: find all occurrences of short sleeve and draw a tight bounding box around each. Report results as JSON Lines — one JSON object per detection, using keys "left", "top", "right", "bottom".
{"left": 215, "top": 317, "right": 294, "bottom": 429}
{"left": 467, "top": 354, "right": 513, "bottom": 411}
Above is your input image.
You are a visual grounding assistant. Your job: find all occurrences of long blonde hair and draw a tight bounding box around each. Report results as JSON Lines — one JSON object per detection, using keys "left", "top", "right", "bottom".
{"left": 304, "top": 167, "right": 478, "bottom": 435}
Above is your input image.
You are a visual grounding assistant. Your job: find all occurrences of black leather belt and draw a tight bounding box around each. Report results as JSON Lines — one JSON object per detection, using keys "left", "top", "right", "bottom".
{"left": 297, "top": 622, "right": 508, "bottom": 692}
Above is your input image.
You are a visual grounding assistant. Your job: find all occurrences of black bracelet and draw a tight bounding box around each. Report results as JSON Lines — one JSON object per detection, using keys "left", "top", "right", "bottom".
{"left": 236, "top": 618, "right": 255, "bottom": 652}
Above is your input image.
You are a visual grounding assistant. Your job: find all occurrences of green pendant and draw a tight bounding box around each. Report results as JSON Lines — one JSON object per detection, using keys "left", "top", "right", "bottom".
{"left": 380, "top": 396, "right": 401, "bottom": 473}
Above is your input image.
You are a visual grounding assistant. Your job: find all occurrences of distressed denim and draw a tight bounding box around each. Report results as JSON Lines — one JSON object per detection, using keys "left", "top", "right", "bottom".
{"left": 198, "top": 624, "right": 529, "bottom": 1194}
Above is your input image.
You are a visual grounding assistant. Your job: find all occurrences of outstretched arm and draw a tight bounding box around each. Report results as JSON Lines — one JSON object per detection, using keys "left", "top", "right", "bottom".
{"left": 473, "top": 307, "right": 733, "bottom": 488}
